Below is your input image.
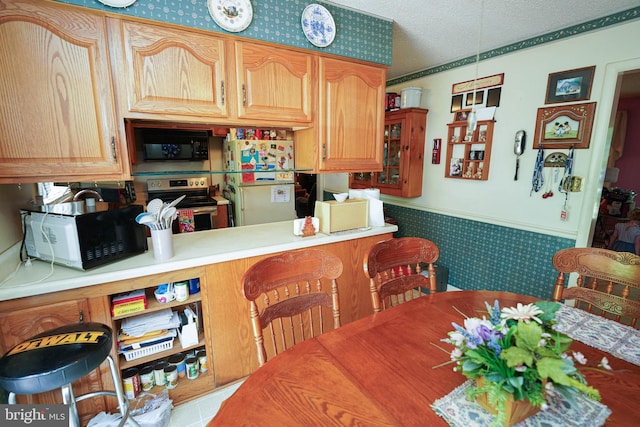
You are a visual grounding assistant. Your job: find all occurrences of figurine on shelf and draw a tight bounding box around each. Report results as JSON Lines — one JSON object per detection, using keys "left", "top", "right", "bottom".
{"left": 474, "top": 164, "right": 484, "bottom": 179}
{"left": 463, "top": 164, "right": 473, "bottom": 178}
{"left": 302, "top": 216, "right": 316, "bottom": 237}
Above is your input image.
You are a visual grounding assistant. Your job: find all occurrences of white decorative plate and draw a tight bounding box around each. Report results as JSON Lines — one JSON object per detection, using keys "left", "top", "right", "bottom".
{"left": 97, "top": 0, "right": 137, "bottom": 7}
{"left": 208, "top": 0, "right": 253, "bottom": 33}
{"left": 301, "top": 4, "right": 336, "bottom": 47}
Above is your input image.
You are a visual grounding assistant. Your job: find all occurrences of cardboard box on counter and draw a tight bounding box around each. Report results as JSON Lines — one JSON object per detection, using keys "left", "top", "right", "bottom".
{"left": 314, "top": 198, "right": 369, "bottom": 234}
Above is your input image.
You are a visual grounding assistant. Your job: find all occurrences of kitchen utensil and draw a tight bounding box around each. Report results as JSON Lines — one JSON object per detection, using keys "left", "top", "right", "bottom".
{"left": 161, "top": 207, "right": 177, "bottom": 229}
{"left": 146, "top": 198, "right": 164, "bottom": 218}
{"left": 137, "top": 215, "right": 159, "bottom": 230}
{"left": 168, "top": 195, "right": 186, "bottom": 209}
{"left": 513, "top": 130, "right": 526, "bottom": 181}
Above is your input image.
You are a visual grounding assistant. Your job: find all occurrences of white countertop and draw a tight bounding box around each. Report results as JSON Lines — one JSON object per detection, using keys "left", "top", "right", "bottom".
{"left": 0, "top": 221, "right": 397, "bottom": 302}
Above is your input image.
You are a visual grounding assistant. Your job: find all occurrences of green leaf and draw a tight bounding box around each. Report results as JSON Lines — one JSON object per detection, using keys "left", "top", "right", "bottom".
{"left": 534, "top": 301, "right": 561, "bottom": 322}
{"left": 514, "top": 321, "right": 542, "bottom": 351}
{"left": 501, "top": 346, "right": 533, "bottom": 367}
{"left": 462, "top": 359, "right": 483, "bottom": 372}
{"left": 537, "top": 357, "right": 572, "bottom": 385}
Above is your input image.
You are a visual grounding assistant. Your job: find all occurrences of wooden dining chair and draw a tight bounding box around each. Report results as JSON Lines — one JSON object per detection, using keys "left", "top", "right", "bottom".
{"left": 363, "top": 237, "right": 440, "bottom": 313}
{"left": 242, "top": 249, "right": 343, "bottom": 366}
{"left": 552, "top": 247, "right": 640, "bottom": 327}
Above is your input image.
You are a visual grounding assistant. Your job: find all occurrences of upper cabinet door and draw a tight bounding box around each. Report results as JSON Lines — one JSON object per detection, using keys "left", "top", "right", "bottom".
{"left": 113, "top": 20, "right": 228, "bottom": 119}
{"left": 234, "top": 41, "right": 313, "bottom": 124}
{"left": 0, "top": 0, "right": 127, "bottom": 183}
{"left": 318, "top": 58, "right": 386, "bottom": 172}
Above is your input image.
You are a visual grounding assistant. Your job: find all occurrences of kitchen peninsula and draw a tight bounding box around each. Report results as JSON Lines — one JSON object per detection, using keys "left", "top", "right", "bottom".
{"left": 0, "top": 221, "right": 396, "bottom": 418}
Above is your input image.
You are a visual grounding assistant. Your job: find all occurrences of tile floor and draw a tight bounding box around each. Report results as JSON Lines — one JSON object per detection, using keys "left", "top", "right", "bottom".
{"left": 166, "top": 380, "right": 244, "bottom": 427}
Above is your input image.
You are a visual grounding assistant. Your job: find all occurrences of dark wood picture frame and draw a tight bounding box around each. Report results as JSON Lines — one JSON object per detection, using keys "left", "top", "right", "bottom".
{"left": 454, "top": 109, "right": 471, "bottom": 122}
{"left": 545, "top": 66, "right": 595, "bottom": 104}
{"left": 532, "top": 102, "right": 597, "bottom": 149}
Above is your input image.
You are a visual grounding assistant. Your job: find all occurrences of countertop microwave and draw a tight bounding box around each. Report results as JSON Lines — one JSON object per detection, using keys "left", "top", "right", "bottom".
{"left": 21, "top": 203, "right": 147, "bottom": 270}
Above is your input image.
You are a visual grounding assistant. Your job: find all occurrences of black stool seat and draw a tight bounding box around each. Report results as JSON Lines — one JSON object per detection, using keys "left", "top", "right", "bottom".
{"left": 0, "top": 322, "right": 112, "bottom": 395}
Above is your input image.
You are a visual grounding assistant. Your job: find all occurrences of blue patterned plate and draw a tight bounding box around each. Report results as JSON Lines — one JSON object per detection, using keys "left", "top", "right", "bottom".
{"left": 301, "top": 4, "right": 336, "bottom": 47}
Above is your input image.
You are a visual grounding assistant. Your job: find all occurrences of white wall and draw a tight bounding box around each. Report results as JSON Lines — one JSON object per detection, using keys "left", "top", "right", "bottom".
{"left": 0, "top": 184, "right": 37, "bottom": 253}
{"left": 326, "top": 20, "right": 640, "bottom": 245}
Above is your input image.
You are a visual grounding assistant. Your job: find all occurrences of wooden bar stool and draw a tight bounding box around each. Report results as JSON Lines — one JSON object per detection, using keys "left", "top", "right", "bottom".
{"left": 0, "top": 322, "right": 139, "bottom": 427}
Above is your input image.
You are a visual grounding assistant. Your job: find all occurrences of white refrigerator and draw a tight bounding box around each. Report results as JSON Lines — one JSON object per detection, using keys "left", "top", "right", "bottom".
{"left": 224, "top": 137, "right": 296, "bottom": 226}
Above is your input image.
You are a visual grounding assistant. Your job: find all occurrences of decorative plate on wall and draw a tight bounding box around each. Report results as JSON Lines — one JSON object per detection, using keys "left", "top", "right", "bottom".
{"left": 208, "top": 0, "right": 253, "bottom": 33}
{"left": 301, "top": 4, "right": 336, "bottom": 47}
{"left": 97, "top": 0, "right": 137, "bottom": 7}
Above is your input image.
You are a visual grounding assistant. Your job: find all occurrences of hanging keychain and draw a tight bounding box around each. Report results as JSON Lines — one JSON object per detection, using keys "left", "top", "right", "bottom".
{"left": 531, "top": 145, "right": 544, "bottom": 196}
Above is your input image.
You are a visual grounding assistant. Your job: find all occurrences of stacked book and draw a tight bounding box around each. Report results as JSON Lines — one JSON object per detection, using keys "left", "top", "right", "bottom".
{"left": 112, "top": 290, "right": 147, "bottom": 316}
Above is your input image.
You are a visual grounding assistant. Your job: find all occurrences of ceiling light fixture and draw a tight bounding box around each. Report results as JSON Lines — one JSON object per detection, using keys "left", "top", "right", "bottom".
{"left": 466, "top": 0, "right": 484, "bottom": 139}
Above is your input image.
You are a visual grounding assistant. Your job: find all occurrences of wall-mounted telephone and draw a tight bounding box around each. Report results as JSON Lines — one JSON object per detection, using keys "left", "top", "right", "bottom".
{"left": 432, "top": 138, "right": 441, "bottom": 164}
{"left": 513, "top": 130, "right": 526, "bottom": 180}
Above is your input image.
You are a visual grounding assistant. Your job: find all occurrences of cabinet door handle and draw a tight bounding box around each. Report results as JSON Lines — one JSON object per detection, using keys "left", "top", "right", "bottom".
{"left": 242, "top": 84, "right": 247, "bottom": 107}
{"left": 221, "top": 81, "right": 225, "bottom": 105}
{"left": 322, "top": 143, "right": 326, "bottom": 160}
{"left": 111, "top": 137, "right": 117, "bottom": 161}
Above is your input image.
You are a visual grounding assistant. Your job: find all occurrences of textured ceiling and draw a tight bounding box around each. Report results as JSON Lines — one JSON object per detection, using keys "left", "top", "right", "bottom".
{"left": 326, "top": 0, "right": 640, "bottom": 81}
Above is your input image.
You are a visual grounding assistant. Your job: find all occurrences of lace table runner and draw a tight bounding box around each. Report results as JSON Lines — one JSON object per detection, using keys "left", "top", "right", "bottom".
{"left": 432, "top": 380, "right": 611, "bottom": 427}
{"left": 555, "top": 305, "right": 640, "bottom": 366}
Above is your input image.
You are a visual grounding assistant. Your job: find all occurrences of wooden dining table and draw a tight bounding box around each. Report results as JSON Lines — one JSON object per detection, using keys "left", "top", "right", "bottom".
{"left": 207, "top": 290, "right": 640, "bottom": 426}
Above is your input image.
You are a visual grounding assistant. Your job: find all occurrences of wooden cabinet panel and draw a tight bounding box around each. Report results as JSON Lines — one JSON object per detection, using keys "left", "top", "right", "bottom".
{"left": 0, "top": 0, "right": 128, "bottom": 184}
{"left": 234, "top": 41, "right": 313, "bottom": 123}
{"left": 319, "top": 58, "right": 386, "bottom": 171}
{"left": 112, "top": 20, "right": 228, "bottom": 118}
{"left": 296, "top": 57, "right": 386, "bottom": 172}
{"left": 0, "top": 299, "right": 108, "bottom": 425}
{"left": 205, "top": 233, "right": 392, "bottom": 385}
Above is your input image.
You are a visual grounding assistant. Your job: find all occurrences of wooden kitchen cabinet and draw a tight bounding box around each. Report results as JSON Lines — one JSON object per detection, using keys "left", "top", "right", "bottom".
{"left": 234, "top": 41, "right": 313, "bottom": 124}
{"left": 110, "top": 20, "right": 313, "bottom": 127}
{"left": 110, "top": 19, "right": 229, "bottom": 120}
{"left": 445, "top": 118, "right": 494, "bottom": 180}
{"left": 0, "top": 299, "right": 109, "bottom": 425}
{"left": 0, "top": 0, "right": 130, "bottom": 184}
{"left": 296, "top": 57, "right": 386, "bottom": 173}
{"left": 350, "top": 108, "right": 428, "bottom": 197}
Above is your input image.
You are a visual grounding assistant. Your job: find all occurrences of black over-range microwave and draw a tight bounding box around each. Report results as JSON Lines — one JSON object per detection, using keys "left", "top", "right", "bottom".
{"left": 141, "top": 128, "right": 209, "bottom": 161}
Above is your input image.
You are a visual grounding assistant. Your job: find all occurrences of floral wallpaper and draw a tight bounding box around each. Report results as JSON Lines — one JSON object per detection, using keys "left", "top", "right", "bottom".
{"left": 56, "top": 0, "right": 393, "bottom": 66}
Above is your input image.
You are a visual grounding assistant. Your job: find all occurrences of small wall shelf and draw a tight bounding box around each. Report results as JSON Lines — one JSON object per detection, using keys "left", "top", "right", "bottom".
{"left": 445, "top": 119, "right": 494, "bottom": 181}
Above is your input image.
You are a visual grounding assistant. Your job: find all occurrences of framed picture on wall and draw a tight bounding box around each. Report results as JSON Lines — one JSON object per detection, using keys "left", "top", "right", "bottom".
{"left": 545, "top": 66, "right": 595, "bottom": 104}
{"left": 454, "top": 109, "right": 471, "bottom": 122}
{"left": 450, "top": 94, "right": 463, "bottom": 113}
{"left": 486, "top": 87, "right": 501, "bottom": 107}
{"left": 465, "top": 90, "right": 484, "bottom": 106}
{"left": 532, "top": 102, "right": 597, "bottom": 149}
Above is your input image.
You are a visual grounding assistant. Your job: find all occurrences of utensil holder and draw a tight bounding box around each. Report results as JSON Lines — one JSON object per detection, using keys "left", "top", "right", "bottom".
{"left": 151, "top": 228, "right": 174, "bottom": 261}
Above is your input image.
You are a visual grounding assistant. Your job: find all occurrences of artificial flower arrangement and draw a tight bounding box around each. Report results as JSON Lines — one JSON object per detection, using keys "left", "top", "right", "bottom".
{"left": 439, "top": 300, "right": 602, "bottom": 427}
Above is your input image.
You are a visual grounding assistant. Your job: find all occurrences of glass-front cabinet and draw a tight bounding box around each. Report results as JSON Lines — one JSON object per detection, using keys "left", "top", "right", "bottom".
{"left": 350, "top": 108, "right": 428, "bottom": 197}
